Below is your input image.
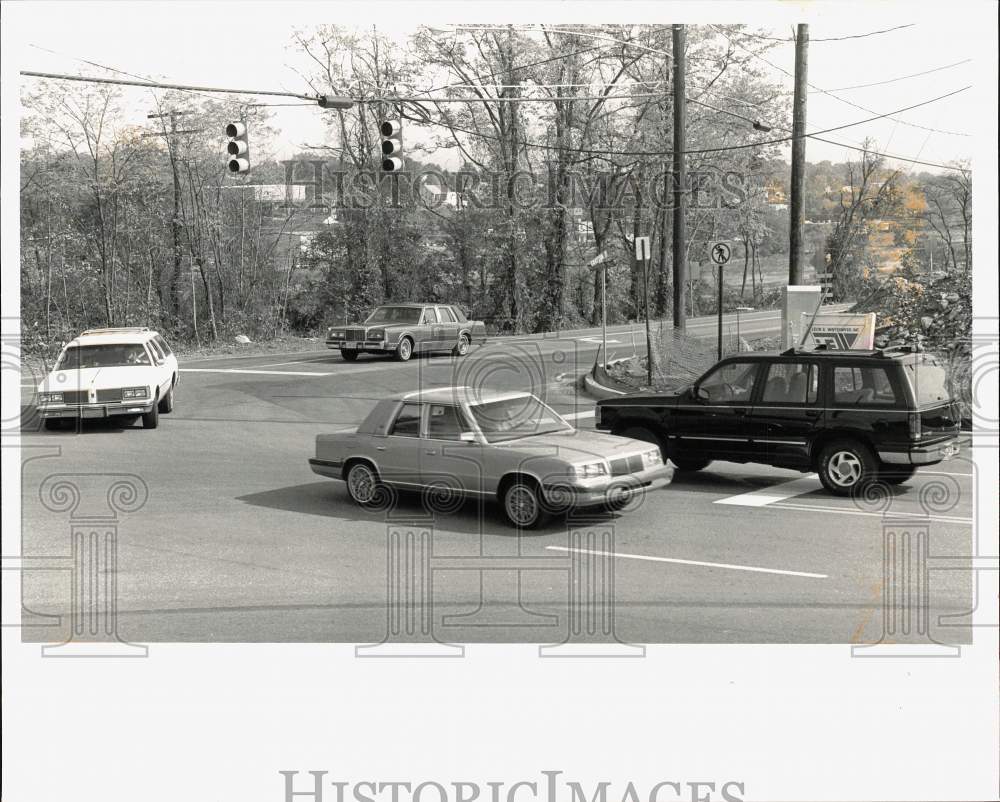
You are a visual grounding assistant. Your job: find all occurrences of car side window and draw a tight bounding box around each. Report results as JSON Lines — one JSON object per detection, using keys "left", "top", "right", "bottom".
{"left": 155, "top": 335, "right": 173, "bottom": 356}
{"left": 147, "top": 339, "right": 165, "bottom": 363}
{"left": 450, "top": 306, "right": 468, "bottom": 323}
{"left": 426, "top": 404, "right": 466, "bottom": 440}
{"left": 833, "top": 366, "right": 899, "bottom": 406}
{"left": 390, "top": 403, "right": 422, "bottom": 437}
{"left": 421, "top": 308, "right": 438, "bottom": 325}
{"left": 761, "top": 362, "right": 818, "bottom": 404}
{"left": 437, "top": 307, "right": 456, "bottom": 323}
{"left": 699, "top": 361, "right": 759, "bottom": 404}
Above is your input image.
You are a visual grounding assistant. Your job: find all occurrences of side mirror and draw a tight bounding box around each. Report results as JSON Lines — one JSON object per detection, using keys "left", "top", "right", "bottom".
{"left": 459, "top": 432, "right": 477, "bottom": 443}
{"left": 694, "top": 386, "right": 710, "bottom": 402}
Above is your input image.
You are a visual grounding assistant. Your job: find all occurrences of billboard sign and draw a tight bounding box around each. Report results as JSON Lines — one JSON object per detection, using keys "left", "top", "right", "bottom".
{"left": 802, "top": 313, "right": 877, "bottom": 350}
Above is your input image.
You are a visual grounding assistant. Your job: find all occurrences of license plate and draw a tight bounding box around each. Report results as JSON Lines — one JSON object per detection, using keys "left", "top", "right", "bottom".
{"left": 342, "top": 342, "right": 359, "bottom": 349}
{"left": 82, "top": 407, "right": 106, "bottom": 419}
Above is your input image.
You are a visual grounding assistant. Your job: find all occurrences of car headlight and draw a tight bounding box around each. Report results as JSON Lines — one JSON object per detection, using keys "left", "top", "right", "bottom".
{"left": 328, "top": 330, "right": 344, "bottom": 339}
{"left": 571, "top": 461, "right": 608, "bottom": 478}
{"left": 122, "top": 386, "right": 149, "bottom": 399}
{"left": 39, "top": 392, "right": 64, "bottom": 404}
{"left": 367, "top": 328, "right": 385, "bottom": 341}
{"left": 641, "top": 448, "right": 662, "bottom": 468}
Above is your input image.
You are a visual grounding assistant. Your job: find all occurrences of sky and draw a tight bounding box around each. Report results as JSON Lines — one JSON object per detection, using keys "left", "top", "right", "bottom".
{"left": 4, "top": 1, "right": 991, "bottom": 174}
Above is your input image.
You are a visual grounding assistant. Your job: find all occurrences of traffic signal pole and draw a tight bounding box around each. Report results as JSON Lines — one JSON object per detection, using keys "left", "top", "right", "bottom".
{"left": 789, "top": 23, "right": 809, "bottom": 285}
{"left": 671, "top": 24, "right": 688, "bottom": 333}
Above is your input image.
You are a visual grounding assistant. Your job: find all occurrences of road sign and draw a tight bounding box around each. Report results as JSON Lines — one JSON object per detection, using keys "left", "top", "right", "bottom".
{"left": 709, "top": 241, "right": 732, "bottom": 265}
{"left": 634, "top": 236, "right": 651, "bottom": 262}
{"left": 588, "top": 251, "right": 608, "bottom": 268}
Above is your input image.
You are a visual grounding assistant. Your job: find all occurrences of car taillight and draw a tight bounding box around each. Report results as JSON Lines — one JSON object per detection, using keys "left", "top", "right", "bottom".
{"left": 908, "top": 411, "right": 921, "bottom": 441}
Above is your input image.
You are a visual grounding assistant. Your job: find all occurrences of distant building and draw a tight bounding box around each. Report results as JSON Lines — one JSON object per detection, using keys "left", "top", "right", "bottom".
{"left": 421, "top": 182, "right": 462, "bottom": 209}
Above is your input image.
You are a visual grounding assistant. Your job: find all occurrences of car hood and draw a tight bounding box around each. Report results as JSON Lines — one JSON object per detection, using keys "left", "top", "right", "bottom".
{"left": 494, "top": 428, "right": 653, "bottom": 462}
{"left": 38, "top": 366, "right": 153, "bottom": 392}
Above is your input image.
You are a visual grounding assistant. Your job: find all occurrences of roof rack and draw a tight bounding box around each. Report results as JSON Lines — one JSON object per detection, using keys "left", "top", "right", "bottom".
{"left": 783, "top": 346, "right": 883, "bottom": 356}
{"left": 80, "top": 327, "right": 151, "bottom": 336}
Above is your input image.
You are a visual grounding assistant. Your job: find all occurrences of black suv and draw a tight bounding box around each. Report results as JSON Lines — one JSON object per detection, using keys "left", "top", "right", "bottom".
{"left": 595, "top": 349, "right": 962, "bottom": 495}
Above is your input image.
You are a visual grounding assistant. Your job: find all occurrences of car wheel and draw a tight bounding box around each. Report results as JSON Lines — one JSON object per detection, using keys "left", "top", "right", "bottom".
{"left": 671, "top": 453, "right": 712, "bottom": 472}
{"left": 141, "top": 396, "right": 159, "bottom": 429}
{"left": 880, "top": 464, "right": 918, "bottom": 485}
{"left": 617, "top": 425, "right": 665, "bottom": 459}
{"left": 395, "top": 337, "right": 413, "bottom": 362}
{"left": 453, "top": 334, "right": 471, "bottom": 357}
{"left": 340, "top": 349, "right": 359, "bottom": 362}
{"left": 345, "top": 461, "right": 380, "bottom": 506}
{"left": 817, "top": 439, "right": 876, "bottom": 495}
{"left": 158, "top": 384, "right": 174, "bottom": 413}
{"left": 501, "top": 479, "right": 549, "bottom": 529}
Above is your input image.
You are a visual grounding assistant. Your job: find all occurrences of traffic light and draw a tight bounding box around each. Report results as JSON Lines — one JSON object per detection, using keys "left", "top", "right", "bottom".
{"left": 380, "top": 119, "right": 403, "bottom": 172}
{"left": 225, "top": 121, "right": 250, "bottom": 173}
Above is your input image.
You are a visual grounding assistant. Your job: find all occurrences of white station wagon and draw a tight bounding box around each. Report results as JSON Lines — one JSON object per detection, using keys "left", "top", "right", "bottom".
{"left": 36, "top": 327, "right": 178, "bottom": 430}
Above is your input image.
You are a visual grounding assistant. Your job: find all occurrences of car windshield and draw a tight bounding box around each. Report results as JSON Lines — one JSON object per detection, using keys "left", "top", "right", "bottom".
{"left": 468, "top": 395, "right": 572, "bottom": 443}
{"left": 365, "top": 306, "right": 422, "bottom": 324}
{"left": 903, "top": 356, "right": 951, "bottom": 406}
{"left": 56, "top": 344, "right": 152, "bottom": 370}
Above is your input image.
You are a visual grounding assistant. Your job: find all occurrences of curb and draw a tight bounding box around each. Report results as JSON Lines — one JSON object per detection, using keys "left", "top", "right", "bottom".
{"left": 579, "top": 356, "right": 637, "bottom": 400}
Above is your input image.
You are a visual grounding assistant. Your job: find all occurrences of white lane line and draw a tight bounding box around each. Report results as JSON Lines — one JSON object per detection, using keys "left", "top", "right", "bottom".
{"left": 770, "top": 503, "right": 973, "bottom": 525}
{"left": 920, "top": 469, "right": 974, "bottom": 478}
{"left": 563, "top": 410, "right": 596, "bottom": 421}
{"left": 546, "top": 546, "right": 827, "bottom": 579}
{"left": 252, "top": 358, "right": 329, "bottom": 368}
{"left": 715, "top": 474, "right": 820, "bottom": 507}
{"left": 181, "top": 368, "right": 332, "bottom": 377}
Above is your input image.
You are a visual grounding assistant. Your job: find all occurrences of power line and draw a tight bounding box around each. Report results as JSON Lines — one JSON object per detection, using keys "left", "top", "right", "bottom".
{"left": 738, "top": 23, "right": 916, "bottom": 43}
{"left": 822, "top": 59, "right": 972, "bottom": 92}
{"left": 21, "top": 65, "right": 968, "bottom": 171}
{"left": 20, "top": 70, "right": 317, "bottom": 101}
{"left": 709, "top": 25, "right": 971, "bottom": 138}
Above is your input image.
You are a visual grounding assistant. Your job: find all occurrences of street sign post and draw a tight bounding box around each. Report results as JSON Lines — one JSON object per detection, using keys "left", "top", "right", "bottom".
{"left": 588, "top": 252, "right": 609, "bottom": 368}
{"left": 634, "top": 236, "right": 654, "bottom": 386}
{"left": 710, "top": 242, "right": 732, "bottom": 360}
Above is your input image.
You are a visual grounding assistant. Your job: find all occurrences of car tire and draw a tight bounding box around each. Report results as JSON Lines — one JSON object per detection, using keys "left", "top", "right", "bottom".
{"left": 453, "top": 334, "right": 471, "bottom": 357}
{"left": 501, "top": 479, "right": 550, "bottom": 529}
{"left": 158, "top": 384, "right": 174, "bottom": 413}
{"left": 817, "top": 439, "right": 877, "bottom": 495}
{"left": 345, "top": 461, "right": 381, "bottom": 506}
{"left": 395, "top": 337, "right": 413, "bottom": 362}
{"left": 671, "top": 453, "right": 712, "bottom": 472}
{"left": 340, "top": 350, "right": 359, "bottom": 362}
{"left": 617, "top": 425, "right": 665, "bottom": 460}
{"left": 880, "top": 464, "right": 918, "bottom": 485}
{"left": 141, "top": 397, "right": 159, "bottom": 430}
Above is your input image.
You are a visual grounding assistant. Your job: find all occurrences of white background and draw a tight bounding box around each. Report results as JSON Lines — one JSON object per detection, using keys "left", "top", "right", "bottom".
{"left": 3, "top": 3, "right": 998, "bottom": 801}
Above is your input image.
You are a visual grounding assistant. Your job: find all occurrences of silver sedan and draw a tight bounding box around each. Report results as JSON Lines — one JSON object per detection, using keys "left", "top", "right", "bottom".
{"left": 309, "top": 387, "right": 673, "bottom": 528}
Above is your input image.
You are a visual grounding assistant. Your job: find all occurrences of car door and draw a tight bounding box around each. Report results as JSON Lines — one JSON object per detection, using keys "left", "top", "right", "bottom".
{"left": 414, "top": 307, "right": 438, "bottom": 353}
{"left": 435, "top": 306, "right": 461, "bottom": 352}
{"left": 420, "top": 402, "right": 485, "bottom": 495}
{"left": 749, "top": 360, "right": 822, "bottom": 467}
{"left": 673, "top": 359, "right": 763, "bottom": 462}
{"left": 380, "top": 401, "right": 425, "bottom": 487}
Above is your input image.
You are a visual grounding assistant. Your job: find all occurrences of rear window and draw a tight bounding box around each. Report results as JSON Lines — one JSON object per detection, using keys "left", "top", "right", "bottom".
{"left": 903, "top": 356, "right": 951, "bottom": 406}
{"left": 833, "top": 366, "right": 899, "bottom": 406}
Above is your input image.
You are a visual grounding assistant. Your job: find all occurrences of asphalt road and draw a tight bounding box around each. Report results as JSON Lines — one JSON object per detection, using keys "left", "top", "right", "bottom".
{"left": 17, "top": 308, "right": 976, "bottom": 645}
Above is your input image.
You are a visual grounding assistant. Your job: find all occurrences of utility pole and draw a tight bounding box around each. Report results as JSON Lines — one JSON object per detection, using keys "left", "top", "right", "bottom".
{"left": 671, "top": 24, "right": 688, "bottom": 332}
{"left": 789, "top": 23, "right": 809, "bottom": 285}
